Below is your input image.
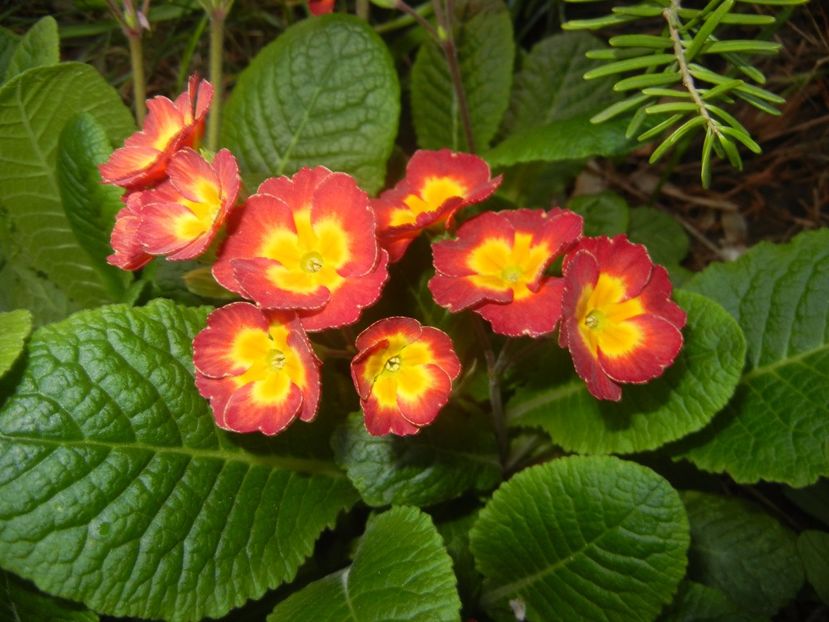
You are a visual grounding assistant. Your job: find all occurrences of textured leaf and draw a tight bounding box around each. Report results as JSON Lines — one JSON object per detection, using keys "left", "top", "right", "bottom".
{"left": 222, "top": 15, "right": 399, "bottom": 195}
{"left": 0, "top": 27, "right": 20, "bottom": 84}
{"left": 680, "top": 229, "right": 829, "bottom": 486}
{"left": 628, "top": 206, "right": 690, "bottom": 267}
{"left": 485, "top": 113, "right": 635, "bottom": 167}
{"left": 502, "top": 32, "right": 617, "bottom": 135}
{"left": 799, "top": 530, "right": 829, "bottom": 604}
{"left": 5, "top": 17, "right": 59, "bottom": 80}
{"left": 682, "top": 491, "right": 803, "bottom": 616}
{"left": 507, "top": 291, "right": 745, "bottom": 454}
{"left": 1, "top": 570, "right": 98, "bottom": 622}
{"left": 660, "top": 580, "right": 768, "bottom": 622}
{"left": 470, "top": 456, "right": 689, "bottom": 621}
{"left": 57, "top": 113, "right": 130, "bottom": 298}
{"left": 268, "top": 506, "right": 461, "bottom": 622}
{"left": 410, "top": 0, "right": 514, "bottom": 151}
{"left": 332, "top": 410, "right": 500, "bottom": 508}
{"left": 0, "top": 309, "right": 31, "bottom": 379}
{"left": 0, "top": 63, "right": 134, "bottom": 312}
{"left": 0, "top": 254, "right": 82, "bottom": 328}
{"left": 496, "top": 160, "right": 584, "bottom": 208}
{"left": 566, "top": 191, "right": 629, "bottom": 237}
{"left": 0, "top": 300, "right": 357, "bottom": 621}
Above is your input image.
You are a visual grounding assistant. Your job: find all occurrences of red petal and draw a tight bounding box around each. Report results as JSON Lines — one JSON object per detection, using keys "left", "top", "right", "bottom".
{"left": 639, "top": 265, "right": 687, "bottom": 329}
{"left": 355, "top": 316, "right": 422, "bottom": 352}
{"left": 361, "top": 396, "right": 421, "bottom": 436}
{"left": 299, "top": 250, "right": 390, "bottom": 332}
{"left": 598, "top": 315, "right": 684, "bottom": 383}
{"left": 192, "top": 302, "right": 269, "bottom": 378}
{"left": 350, "top": 338, "right": 390, "bottom": 400}
{"left": 195, "top": 374, "right": 236, "bottom": 429}
{"left": 571, "top": 236, "right": 653, "bottom": 299}
{"left": 396, "top": 364, "right": 452, "bottom": 426}
{"left": 232, "top": 257, "right": 331, "bottom": 310}
{"left": 417, "top": 326, "right": 461, "bottom": 380}
{"left": 563, "top": 316, "right": 622, "bottom": 401}
{"left": 223, "top": 380, "right": 302, "bottom": 435}
{"left": 107, "top": 194, "right": 153, "bottom": 270}
{"left": 476, "top": 277, "right": 564, "bottom": 338}
{"left": 431, "top": 211, "right": 514, "bottom": 277}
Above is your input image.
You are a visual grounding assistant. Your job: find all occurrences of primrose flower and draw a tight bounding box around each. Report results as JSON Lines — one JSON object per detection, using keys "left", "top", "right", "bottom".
{"left": 212, "top": 167, "right": 389, "bottom": 332}
{"left": 351, "top": 317, "right": 461, "bottom": 436}
{"left": 373, "top": 149, "right": 501, "bottom": 262}
{"left": 107, "top": 192, "right": 153, "bottom": 271}
{"left": 559, "top": 235, "right": 687, "bottom": 401}
{"left": 138, "top": 148, "right": 240, "bottom": 261}
{"left": 429, "top": 209, "right": 583, "bottom": 337}
{"left": 99, "top": 75, "right": 212, "bottom": 190}
{"left": 193, "top": 302, "right": 321, "bottom": 435}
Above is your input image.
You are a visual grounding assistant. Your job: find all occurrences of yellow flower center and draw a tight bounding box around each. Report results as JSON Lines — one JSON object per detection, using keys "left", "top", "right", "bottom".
{"left": 465, "top": 233, "right": 549, "bottom": 300}
{"left": 384, "top": 355, "right": 402, "bottom": 372}
{"left": 576, "top": 274, "right": 645, "bottom": 358}
{"left": 229, "top": 324, "right": 307, "bottom": 401}
{"left": 258, "top": 208, "right": 350, "bottom": 294}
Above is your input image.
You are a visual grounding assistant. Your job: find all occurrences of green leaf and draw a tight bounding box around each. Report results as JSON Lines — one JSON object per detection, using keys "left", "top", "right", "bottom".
{"left": 799, "top": 530, "right": 829, "bottom": 604}
{"left": 583, "top": 54, "right": 676, "bottom": 80}
{"left": 5, "top": 16, "right": 59, "bottom": 80}
{"left": 783, "top": 480, "right": 829, "bottom": 527}
{"left": 56, "top": 113, "right": 130, "bottom": 299}
{"left": 0, "top": 309, "right": 32, "bottom": 379}
{"left": 332, "top": 410, "right": 501, "bottom": 507}
{"left": 0, "top": 27, "right": 20, "bottom": 83}
{"left": 0, "top": 63, "right": 134, "bottom": 313}
{"left": 411, "top": 0, "right": 514, "bottom": 151}
{"left": 566, "top": 191, "right": 630, "bottom": 237}
{"left": 436, "top": 511, "right": 483, "bottom": 607}
{"left": 0, "top": 300, "right": 358, "bottom": 621}
{"left": 682, "top": 491, "right": 803, "bottom": 615}
{"left": 628, "top": 205, "right": 690, "bottom": 266}
{"left": 660, "top": 580, "right": 768, "bottom": 622}
{"left": 1, "top": 570, "right": 98, "bottom": 622}
{"left": 470, "top": 456, "right": 689, "bottom": 621}
{"left": 485, "top": 113, "right": 635, "bottom": 167}
{"left": 507, "top": 291, "right": 745, "bottom": 454}
{"left": 0, "top": 251, "right": 83, "bottom": 327}
{"left": 221, "top": 15, "right": 399, "bottom": 195}
{"left": 679, "top": 229, "right": 829, "bottom": 486}
{"left": 268, "top": 506, "right": 461, "bottom": 622}
{"left": 501, "top": 32, "right": 617, "bottom": 135}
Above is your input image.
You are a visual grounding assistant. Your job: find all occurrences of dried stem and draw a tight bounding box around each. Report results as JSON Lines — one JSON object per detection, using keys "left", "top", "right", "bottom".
{"left": 473, "top": 317, "right": 508, "bottom": 468}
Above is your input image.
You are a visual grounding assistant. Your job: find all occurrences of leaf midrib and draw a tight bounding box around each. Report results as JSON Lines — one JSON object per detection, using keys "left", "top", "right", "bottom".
{"left": 0, "top": 432, "right": 346, "bottom": 478}
{"left": 740, "top": 342, "right": 828, "bottom": 383}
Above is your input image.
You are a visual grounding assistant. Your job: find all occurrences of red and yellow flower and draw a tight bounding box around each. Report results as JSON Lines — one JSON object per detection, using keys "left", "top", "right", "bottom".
{"left": 559, "top": 235, "right": 687, "bottom": 401}
{"left": 351, "top": 317, "right": 461, "bottom": 436}
{"left": 107, "top": 192, "right": 153, "bottom": 271}
{"left": 193, "top": 302, "right": 321, "bottom": 435}
{"left": 99, "top": 75, "right": 212, "bottom": 190}
{"left": 137, "top": 148, "right": 240, "bottom": 260}
{"left": 308, "top": 0, "right": 334, "bottom": 14}
{"left": 373, "top": 149, "right": 501, "bottom": 262}
{"left": 429, "top": 209, "right": 583, "bottom": 337}
{"left": 212, "top": 167, "right": 389, "bottom": 332}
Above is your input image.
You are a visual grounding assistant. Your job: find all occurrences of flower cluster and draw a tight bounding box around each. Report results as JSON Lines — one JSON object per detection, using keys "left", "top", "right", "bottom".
{"left": 102, "top": 78, "right": 686, "bottom": 437}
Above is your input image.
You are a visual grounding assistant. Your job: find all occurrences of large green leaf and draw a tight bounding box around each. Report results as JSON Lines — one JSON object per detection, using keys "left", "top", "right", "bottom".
{"left": 507, "top": 291, "right": 745, "bottom": 454}
{"left": 5, "top": 16, "right": 59, "bottom": 80}
{"left": 1, "top": 570, "right": 98, "bottom": 622}
{"left": 56, "top": 113, "right": 129, "bottom": 298}
{"left": 0, "top": 63, "right": 134, "bottom": 313}
{"left": 0, "top": 27, "right": 20, "bottom": 84}
{"left": 222, "top": 15, "right": 399, "bottom": 195}
{"left": 659, "top": 581, "right": 768, "bottom": 622}
{"left": 0, "top": 300, "right": 357, "bottom": 621}
{"left": 798, "top": 530, "right": 829, "bottom": 605}
{"left": 332, "top": 410, "right": 500, "bottom": 508}
{"left": 485, "top": 113, "right": 635, "bottom": 167}
{"left": 566, "top": 191, "right": 630, "bottom": 237}
{"left": 0, "top": 309, "right": 31, "bottom": 379}
{"left": 682, "top": 492, "right": 803, "bottom": 616}
{"left": 436, "top": 511, "right": 482, "bottom": 608}
{"left": 680, "top": 229, "right": 829, "bottom": 486}
{"left": 470, "top": 456, "right": 689, "bottom": 621}
{"left": 268, "top": 506, "right": 461, "bottom": 621}
{"left": 501, "top": 32, "right": 617, "bottom": 135}
{"left": 410, "top": 0, "right": 514, "bottom": 151}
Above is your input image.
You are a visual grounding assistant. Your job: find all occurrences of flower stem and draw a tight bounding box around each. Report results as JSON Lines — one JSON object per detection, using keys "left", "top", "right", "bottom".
{"left": 127, "top": 32, "right": 146, "bottom": 125}
{"left": 357, "top": 0, "right": 370, "bottom": 20}
{"left": 206, "top": 10, "right": 226, "bottom": 152}
{"left": 432, "top": 0, "right": 475, "bottom": 152}
{"left": 474, "top": 317, "right": 508, "bottom": 468}
{"left": 396, "top": 0, "right": 439, "bottom": 40}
